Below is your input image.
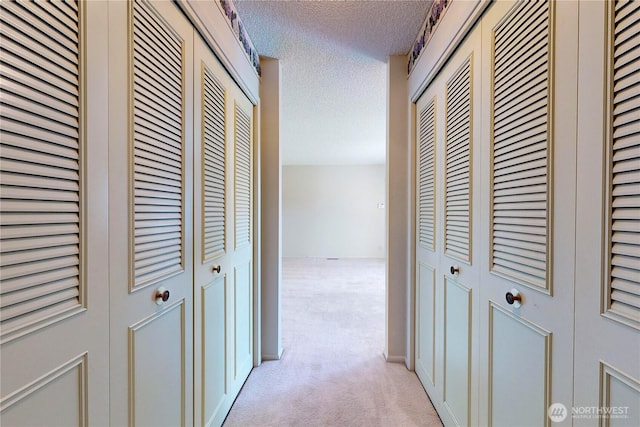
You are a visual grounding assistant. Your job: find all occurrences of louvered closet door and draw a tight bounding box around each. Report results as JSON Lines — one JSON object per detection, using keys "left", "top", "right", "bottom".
{"left": 193, "top": 35, "right": 231, "bottom": 427}
{"left": 107, "top": 1, "right": 194, "bottom": 425}
{"left": 574, "top": 0, "right": 640, "bottom": 422}
{"left": 415, "top": 82, "right": 440, "bottom": 408}
{"left": 0, "top": 1, "right": 109, "bottom": 424}
{"left": 478, "top": 1, "right": 579, "bottom": 425}
{"left": 193, "top": 34, "right": 254, "bottom": 427}
{"left": 414, "top": 27, "right": 482, "bottom": 427}
{"left": 231, "top": 92, "right": 254, "bottom": 395}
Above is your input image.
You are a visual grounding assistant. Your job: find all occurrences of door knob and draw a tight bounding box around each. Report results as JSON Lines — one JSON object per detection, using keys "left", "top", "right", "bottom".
{"left": 505, "top": 289, "right": 522, "bottom": 308}
{"left": 212, "top": 265, "right": 221, "bottom": 274}
{"left": 450, "top": 265, "right": 460, "bottom": 276}
{"left": 155, "top": 287, "right": 170, "bottom": 305}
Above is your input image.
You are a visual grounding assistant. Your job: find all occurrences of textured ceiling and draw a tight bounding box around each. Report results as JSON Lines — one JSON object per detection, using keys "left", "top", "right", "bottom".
{"left": 234, "top": 0, "right": 432, "bottom": 165}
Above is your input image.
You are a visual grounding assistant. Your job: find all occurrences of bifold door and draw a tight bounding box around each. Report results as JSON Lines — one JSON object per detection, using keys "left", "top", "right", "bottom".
{"left": 415, "top": 1, "right": 583, "bottom": 425}
{"left": 108, "top": 1, "right": 194, "bottom": 425}
{"left": 0, "top": 1, "right": 110, "bottom": 424}
{"left": 574, "top": 0, "right": 640, "bottom": 424}
{"left": 193, "top": 32, "right": 255, "bottom": 427}
{"left": 478, "top": 1, "right": 578, "bottom": 425}
{"left": 1, "top": 0, "right": 257, "bottom": 425}
{"left": 415, "top": 22, "right": 482, "bottom": 427}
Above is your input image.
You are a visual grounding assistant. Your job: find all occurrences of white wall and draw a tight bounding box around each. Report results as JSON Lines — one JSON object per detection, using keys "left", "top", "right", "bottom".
{"left": 282, "top": 165, "right": 385, "bottom": 258}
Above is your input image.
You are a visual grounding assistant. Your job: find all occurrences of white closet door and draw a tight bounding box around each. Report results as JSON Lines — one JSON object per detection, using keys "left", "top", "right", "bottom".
{"left": 0, "top": 1, "right": 109, "bottom": 424}
{"left": 231, "top": 94, "right": 254, "bottom": 391}
{"left": 193, "top": 35, "right": 231, "bottom": 427}
{"left": 415, "top": 82, "right": 440, "bottom": 405}
{"left": 415, "top": 26, "right": 482, "bottom": 427}
{"left": 108, "top": 1, "right": 194, "bottom": 425}
{"left": 574, "top": 1, "right": 640, "bottom": 424}
{"left": 478, "top": 1, "right": 578, "bottom": 425}
{"left": 193, "top": 34, "right": 254, "bottom": 427}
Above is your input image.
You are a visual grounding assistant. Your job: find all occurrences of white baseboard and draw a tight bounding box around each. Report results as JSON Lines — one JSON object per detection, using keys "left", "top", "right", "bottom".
{"left": 384, "top": 354, "right": 406, "bottom": 363}
{"left": 261, "top": 348, "right": 284, "bottom": 361}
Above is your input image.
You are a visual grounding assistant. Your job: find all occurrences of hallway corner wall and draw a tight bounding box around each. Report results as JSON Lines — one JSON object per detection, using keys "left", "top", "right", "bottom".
{"left": 386, "top": 55, "right": 410, "bottom": 363}
{"left": 259, "top": 58, "right": 283, "bottom": 361}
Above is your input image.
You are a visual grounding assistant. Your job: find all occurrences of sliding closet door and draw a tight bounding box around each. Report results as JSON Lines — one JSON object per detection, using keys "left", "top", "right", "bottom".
{"left": 0, "top": 1, "right": 109, "bottom": 424}
{"left": 193, "top": 34, "right": 254, "bottom": 427}
{"left": 415, "top": 26, "right": 482, "bottom": 427}
{"left": 478, "top": 1, "right": 578, "bottom": 425}
{"left": 574, "top": 1, "right": 640, "bottom": 424}
{"left": 108, "top": 1, "right": 194, "bottom": 425}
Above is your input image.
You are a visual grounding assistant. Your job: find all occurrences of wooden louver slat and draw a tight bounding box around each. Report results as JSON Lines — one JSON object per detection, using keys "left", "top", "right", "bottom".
{"left": 418, "top": 98, "right": 436, "bottom": 250}
{"left": 445, "top": 58, "right": 472, "bottom": 262}
{"left": 491, "top": 0, "right": 552, "bottom": 290}
{"left": 607, "top": 0, "right": 640, "bottom": 324}
{"left": 202, "top": 65, "right": 226, "bottom": 260}
{"left": 0, "top": 0, "right": 82, "bottom": 338}
{"left": 234, "top": 105, "right": 251, "bottom": 249}
{"left": 132, "top": 0, "right": 184, "bottom": 288}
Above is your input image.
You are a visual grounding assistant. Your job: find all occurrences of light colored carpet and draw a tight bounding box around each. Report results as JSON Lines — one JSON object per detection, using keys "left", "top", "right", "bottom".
{"left": 223, "top": 258, "right": 442, "bottom": 427}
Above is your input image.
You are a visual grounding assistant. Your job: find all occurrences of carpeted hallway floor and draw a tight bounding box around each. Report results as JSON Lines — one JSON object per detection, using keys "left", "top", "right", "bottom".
{"left": 223, "top": 258, "right": 442, "bottom": 427}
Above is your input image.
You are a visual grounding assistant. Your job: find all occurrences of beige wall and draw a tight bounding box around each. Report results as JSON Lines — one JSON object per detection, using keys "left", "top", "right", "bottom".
{"left": 259, "top": 58, "right": 283, "bottom": 361}
{"left": 282, "top": 165, "right": 386, "bottom": 258}
{"left": 386, "top": 55, "right": 410, "bottom": 363}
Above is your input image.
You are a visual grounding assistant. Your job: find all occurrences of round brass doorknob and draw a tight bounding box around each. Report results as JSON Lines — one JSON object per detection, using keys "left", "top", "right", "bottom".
{"left": 505, "top": 289, "right": 522, "bottom": 308}
{"left": 155, "top": 287, "right": 170, "bottom": 305}
{"left": 212, "top": 265, "right": 221, "bottom": 274}
{"left": 450, "top": 265, "right": 460, "bottom": 275}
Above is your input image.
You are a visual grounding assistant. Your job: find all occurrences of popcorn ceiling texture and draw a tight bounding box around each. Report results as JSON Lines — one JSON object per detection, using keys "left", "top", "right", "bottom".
{"left": 234, "top": 0, "right": 432, "bottom": 165}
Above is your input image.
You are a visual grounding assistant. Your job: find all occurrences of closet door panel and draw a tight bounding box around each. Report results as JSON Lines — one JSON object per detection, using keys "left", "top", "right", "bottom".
{"left": 479, "top": 1, "right": 578, "bottom": 425}
{"left": 194, "top": 33, "right": 254, "bottom": 427}
{"left": 415, "top": 25, "right": 482, "bottom": 427}
{"left": 415, "top": 82, "right": 442, "bottom": 407}
{"left": 0, "top": 1, "right": 109, "bottom": 424}
{"left": 108, "top": 1, "right": 194, "bottom": 425}
{"left": 231, "top": 99, "right": 254, "bottom": 389}
{"left": 574, "top": 1, "right": 640, "bottom": 424}
{"left": 194, "top": 36, "right": 232, "bottom": 427}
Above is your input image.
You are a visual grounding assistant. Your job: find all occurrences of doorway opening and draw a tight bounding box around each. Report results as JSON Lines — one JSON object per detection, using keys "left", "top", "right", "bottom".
{"left": 280, "top": 163, "right": 388, "bottom": 362}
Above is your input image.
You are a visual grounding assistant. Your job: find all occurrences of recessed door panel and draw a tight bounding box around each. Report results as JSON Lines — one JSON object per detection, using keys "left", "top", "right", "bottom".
{"left": 488, "top": 304, "right": 551, "bottom": 426}
{"left": 234, "top": 262, "right": 253, "bottom": 381}
{"left": 443, "top": 278, "right": 471, "bottom": 426}
{"left": 1, "top": 355, "right": 87, "bottom": 427}
{"left": 489, "top": 304, "right": 550, "bottom": 427}
{"left": 130, "top": 302, "right": 185, "bottom": 427}
{"left": 203, "top": 276, "right": 227, "bottom": 424}
{"left": 416, "top": 262, "right": 436, "bottom": 387}
{"left": 601, "top": 364, "right": 640, "bottom": 427}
